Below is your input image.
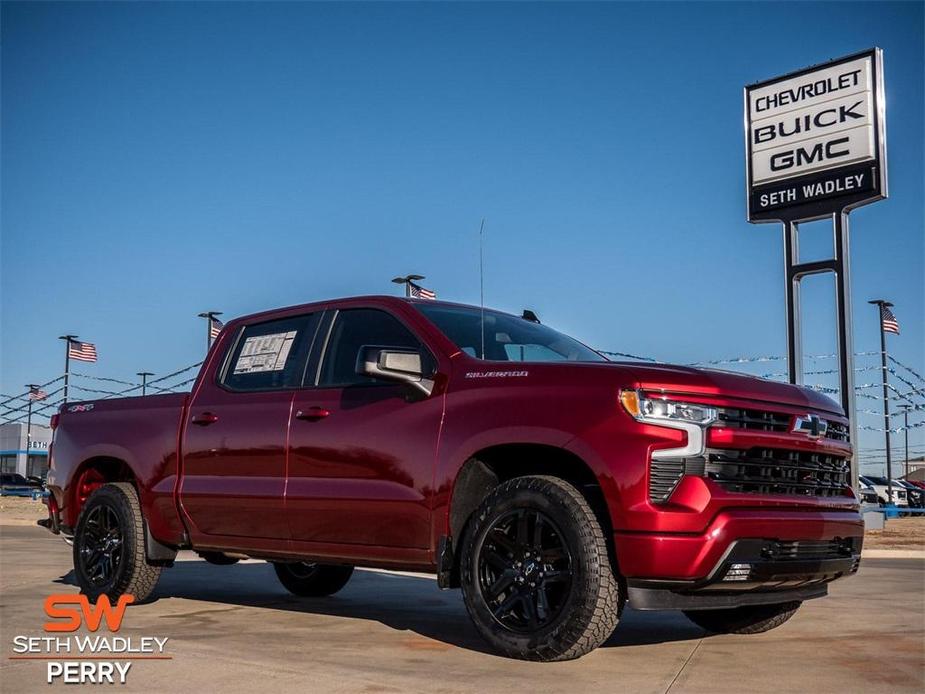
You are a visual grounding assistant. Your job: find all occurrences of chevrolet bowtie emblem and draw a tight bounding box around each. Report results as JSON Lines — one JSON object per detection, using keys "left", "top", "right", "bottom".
{"left": 794, "top": 414, "right": 828, "bottom": 438}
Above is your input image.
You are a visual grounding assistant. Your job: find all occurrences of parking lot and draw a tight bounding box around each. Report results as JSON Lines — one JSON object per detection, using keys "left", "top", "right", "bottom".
{"left": 1, "top": 523, "right": 922, "bottom": 693}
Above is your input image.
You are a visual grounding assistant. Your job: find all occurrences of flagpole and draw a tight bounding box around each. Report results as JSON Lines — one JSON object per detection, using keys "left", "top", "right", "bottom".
{"left": 869, "top": 300, "right": 893, "bottom": 504}
{"left": 198, "top": 312, "right": 222, "bottom": 354}
{"left": 58, "top": 335, "right": 77, "bottom": 404}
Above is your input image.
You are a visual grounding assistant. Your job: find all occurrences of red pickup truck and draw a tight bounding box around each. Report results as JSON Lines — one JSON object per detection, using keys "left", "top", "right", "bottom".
{"left": 43, "top": 296, "right": 862, "bottom": 660}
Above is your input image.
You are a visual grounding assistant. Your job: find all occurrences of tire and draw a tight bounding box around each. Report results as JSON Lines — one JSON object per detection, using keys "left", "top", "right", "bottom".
{"left": 272, "top": 562, "right": 354, "bottom": 597}
{"left": 459, "top": 475, "right": 622, "bottom": 661}
{"left": 73, "top": 482, "right": 162, "bottom": 603}
{"left": 683, "top": 601, "right": 801, "bottom": 634}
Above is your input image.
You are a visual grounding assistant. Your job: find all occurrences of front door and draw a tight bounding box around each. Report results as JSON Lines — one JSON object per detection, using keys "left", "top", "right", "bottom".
{"left": 180, "top": 313, "right": 319, "bottom": 543}
{"left": 287, "top": 308, "right": 444, "bottom": 549}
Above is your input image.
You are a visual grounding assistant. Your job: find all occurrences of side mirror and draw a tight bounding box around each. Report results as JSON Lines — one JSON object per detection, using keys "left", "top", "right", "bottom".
{"left": 356, "top": 346, "right": 434, "bottom": 396}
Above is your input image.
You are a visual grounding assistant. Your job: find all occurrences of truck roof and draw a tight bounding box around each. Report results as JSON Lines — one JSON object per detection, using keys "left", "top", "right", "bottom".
{"left": 226, "top": 295, "right": 515, "bottom": 325}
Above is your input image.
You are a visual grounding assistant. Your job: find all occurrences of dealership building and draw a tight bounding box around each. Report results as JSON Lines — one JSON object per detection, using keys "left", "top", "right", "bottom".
{"left": 0, "top": 422, "right": 52, "bottom": 478}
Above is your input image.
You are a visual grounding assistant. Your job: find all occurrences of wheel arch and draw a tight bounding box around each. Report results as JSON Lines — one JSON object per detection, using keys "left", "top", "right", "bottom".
{"left": 67, "top": 456, "right": 137, "bottom": 526}
{"left": 446, "top": 443, "right": 617, "bottom": 586}
{"left": 66, "top": 457, "right": 177, "bottom": 565}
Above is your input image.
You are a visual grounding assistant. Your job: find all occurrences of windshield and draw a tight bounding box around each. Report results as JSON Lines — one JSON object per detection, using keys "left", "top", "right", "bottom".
{"left": 415, "top": 304, "right": 607, "bottom": 363}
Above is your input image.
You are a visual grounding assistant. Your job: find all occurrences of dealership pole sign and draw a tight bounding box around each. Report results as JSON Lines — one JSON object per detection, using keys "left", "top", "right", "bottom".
{"left": 744, "top": 48, "right": 888, "bottom": 493}
{"left": 745, "top": 48, "right": 887, "bottom": 222}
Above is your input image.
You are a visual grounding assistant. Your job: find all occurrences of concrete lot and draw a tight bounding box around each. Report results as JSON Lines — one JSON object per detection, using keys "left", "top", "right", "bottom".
{"left": 1, "top": 524, "right": 923, "bottom": 693}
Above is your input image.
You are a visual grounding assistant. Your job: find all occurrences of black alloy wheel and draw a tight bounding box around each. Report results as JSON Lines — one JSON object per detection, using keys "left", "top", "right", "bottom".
{"left": 476, "top": 508, "right": 573, "bottom": 633}
{"left": 77, "top": 504, "right": 125, "bottom": 587}
{"left": 72, "top": 482, "right": 162, "bottom": 602}
{"left": 460, "top": 475, "right": 622, "bottom": 661}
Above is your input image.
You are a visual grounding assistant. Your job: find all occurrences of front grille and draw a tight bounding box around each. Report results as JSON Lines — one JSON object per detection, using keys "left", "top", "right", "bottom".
{"left": 825, "top": 420, "right": 850, "bottom": 442}
{"left": 715, "top": 406, "right": 849, "bottom": 443}
{"left": 706, "top": 447, "right": 849, "bottom": 497}
{"left": 760, "top": 538, "right": 856, "bottom": 561}
{"left": 717, "top": 407, "right": 790, "bottom": 433}
{"left": 649, "top": 459, "right": 685, "bottom": 503}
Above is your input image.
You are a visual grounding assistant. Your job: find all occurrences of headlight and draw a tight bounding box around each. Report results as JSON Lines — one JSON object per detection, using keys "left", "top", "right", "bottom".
{"left": 620, "top": 390, "right": 718, "bottom": 426}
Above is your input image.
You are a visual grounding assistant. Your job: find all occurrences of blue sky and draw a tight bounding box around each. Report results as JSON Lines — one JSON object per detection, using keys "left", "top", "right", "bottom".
{"left": 2, "top": 2, "right": 922, "bottom": 466}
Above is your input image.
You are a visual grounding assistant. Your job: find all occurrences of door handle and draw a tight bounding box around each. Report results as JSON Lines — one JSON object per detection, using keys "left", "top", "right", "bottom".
{"left": 295, "top": 407, "right": 331, "bottom": 421}
{"left": 191, "top": 412, "right": 219, "bottom": 426}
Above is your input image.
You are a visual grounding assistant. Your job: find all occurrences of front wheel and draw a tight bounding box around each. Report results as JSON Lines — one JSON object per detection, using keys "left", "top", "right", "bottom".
{"left": 272, "top": 562, "right": 354, "bottom": 597}
{"left": 683, "top": 601, "right": 801, "bottom": 634}
{"left": 460, "top": 475, "right": 622, "bottom": 661}
{"left": 73, "top": 482, "right": 162, "bottom": 602}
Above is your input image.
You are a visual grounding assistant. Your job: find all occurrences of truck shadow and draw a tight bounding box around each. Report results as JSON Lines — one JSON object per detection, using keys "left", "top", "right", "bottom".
{"left": 57, "top": 560, "right": 706, "bottom": 656}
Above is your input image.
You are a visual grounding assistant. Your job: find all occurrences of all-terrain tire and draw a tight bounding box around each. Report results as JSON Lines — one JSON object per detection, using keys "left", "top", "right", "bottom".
{"left": 272, "top": 562, "right": 354, "bottom": 597}
{"left": 73, "top": 482, "right": 162, "bottom": 602}
{"left": 683, "top": 601, "right": 802, "bottom": 634}
{"left": 460, "top": 475, "right": 622, "bottom": 661}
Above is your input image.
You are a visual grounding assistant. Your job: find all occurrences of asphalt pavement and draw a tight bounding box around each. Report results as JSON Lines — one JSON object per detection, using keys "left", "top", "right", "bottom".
{"left": 1, "top": 524, "right": 922, "bottom": 693}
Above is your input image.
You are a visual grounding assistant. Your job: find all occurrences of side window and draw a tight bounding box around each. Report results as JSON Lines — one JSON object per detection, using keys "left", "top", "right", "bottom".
{"left": 319, "top": 309, "right": 430, "bottom": 387}
{"left": 221, "top": 314, "right": 319, "bottom": 392}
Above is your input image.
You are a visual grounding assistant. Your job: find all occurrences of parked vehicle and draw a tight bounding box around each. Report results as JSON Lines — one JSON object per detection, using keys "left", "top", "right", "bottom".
{"left": 42, "top": 296, "right": 863, "bottom": 661}
{"left": 1, "top": 473, "right": 36, "bottom": 497}
{"left": 893, "top": 480, "right": 925, "bottom": 509}
{"left": 859, "top": 475, "right": 909, "bottom": 507}
{"left": 857, "top": 479, "right": 880, "bottom": 505}
{"left": 2, "top": 472, "right": 43, "bottom": 488}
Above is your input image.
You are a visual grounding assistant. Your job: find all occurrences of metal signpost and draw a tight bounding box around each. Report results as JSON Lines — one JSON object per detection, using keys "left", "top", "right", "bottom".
{"left": 745, "top": 48, "right": 889, "bottom": 490}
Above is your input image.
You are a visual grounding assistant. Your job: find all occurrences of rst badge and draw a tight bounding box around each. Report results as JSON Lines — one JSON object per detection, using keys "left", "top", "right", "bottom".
{"left": 67, "top": 403, "right": 94, "bottom": 413}
{"left": 745, "top": 48, "right": 887, "bottom": 222}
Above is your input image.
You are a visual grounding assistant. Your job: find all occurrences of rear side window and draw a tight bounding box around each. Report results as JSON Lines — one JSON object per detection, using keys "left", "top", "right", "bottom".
{"left": 319, "top": 309, "right": 428, "bottom": 387}
{"left": 221, "top": 314, "right": 319, "bottom": 391}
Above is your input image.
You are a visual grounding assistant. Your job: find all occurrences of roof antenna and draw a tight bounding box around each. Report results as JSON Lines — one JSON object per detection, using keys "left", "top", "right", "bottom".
{"left": 479, "top": 218, "right": 486, "bottom": 359}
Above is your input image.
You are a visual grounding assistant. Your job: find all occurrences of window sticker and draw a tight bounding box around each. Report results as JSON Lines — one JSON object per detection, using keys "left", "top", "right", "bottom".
{"left": 233, "top": 331, "right": 297, "bottom": 374}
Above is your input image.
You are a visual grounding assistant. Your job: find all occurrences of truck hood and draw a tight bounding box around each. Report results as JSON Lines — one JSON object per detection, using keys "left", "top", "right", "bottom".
{"left": 612, "top": 362, "right": 844, "bottom": 416}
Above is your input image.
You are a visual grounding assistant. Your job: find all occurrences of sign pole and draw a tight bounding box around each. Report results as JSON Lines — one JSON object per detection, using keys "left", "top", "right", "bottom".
{"left": 783, "top": 220, "right": 802, "bottom": 385}
{"left": 834, "top": 211, "right": 859, "bottom": 491}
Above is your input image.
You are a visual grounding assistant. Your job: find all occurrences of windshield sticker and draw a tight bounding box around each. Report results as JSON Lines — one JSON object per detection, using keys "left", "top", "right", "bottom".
{"left": 233, "top": 331, "right": 297, "bottom": 374}
{"left": 465, "top": 370, "right": 529, "bottom": 379}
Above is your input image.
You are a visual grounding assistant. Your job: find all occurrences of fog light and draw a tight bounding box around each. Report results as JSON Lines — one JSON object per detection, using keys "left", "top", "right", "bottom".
{"left": 723, "top": 563, "right": 752, "bottom": 581}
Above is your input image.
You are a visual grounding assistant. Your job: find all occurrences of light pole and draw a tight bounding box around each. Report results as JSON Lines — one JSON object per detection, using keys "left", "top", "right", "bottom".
{"left": 24, "top": 384, "right": 40, "bottom": 475}
{"left": 897, "top": 404, "right": 912, "bottom": 479}
{"left": 137, "top": 372, "right": 154, "bottom": 396}
{"left": 868, "top": 299, "right": 894, "bottom": 504}
{"left": 58, "top": 335, "right": 78, "bottom": 403}
{"left": 391, "top": 274, "right": 425, "bottom": 297}
{"left": 198, "top": 311, "right": 223, "bottom": 354}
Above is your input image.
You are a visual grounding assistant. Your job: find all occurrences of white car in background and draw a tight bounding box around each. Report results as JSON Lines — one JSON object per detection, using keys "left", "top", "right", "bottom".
{"left": 859, "top": 475, "right": 909, "bottom": 507}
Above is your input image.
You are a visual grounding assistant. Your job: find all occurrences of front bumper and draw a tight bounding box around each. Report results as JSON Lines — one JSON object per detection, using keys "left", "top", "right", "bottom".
{"left": 616, "top": 508, "right": 863, "bottom": 609}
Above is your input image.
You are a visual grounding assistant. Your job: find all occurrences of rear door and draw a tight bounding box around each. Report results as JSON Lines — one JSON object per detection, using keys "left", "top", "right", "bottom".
{"left": 180, "top": 313, "right": 320, "bottom": 543}
{"left": 287, "top": 307, "right": 444, "bottom": 549}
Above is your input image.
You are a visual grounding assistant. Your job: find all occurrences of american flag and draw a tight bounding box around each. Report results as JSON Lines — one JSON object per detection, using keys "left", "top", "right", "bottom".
{"left": 880, "top": 304, "right": 900, "bottom": 335}
{"left": 68, "top": 340, "right": 98, "bottom": 363}
{"left": 28, "top": 387, "right": 47, "bottom": 401}
{"left": 409, "top": 282, "right": 437, "bottom": 300}
{"left": 210, "top": 317, "right": 224, "bottom": 340}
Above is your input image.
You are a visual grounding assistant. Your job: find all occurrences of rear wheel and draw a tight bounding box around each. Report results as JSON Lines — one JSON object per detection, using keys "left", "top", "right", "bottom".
{"left": 272, "top": 562, "right": 354, "bottom": 597}
{"left": 683, "top": 601, "right": 801, "bottom": 634}
{"left": 460, "top": 475, "right": 622, "bottom": 661}
{"left": 73, "top": 482, "right": 162, "bottom": 602}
